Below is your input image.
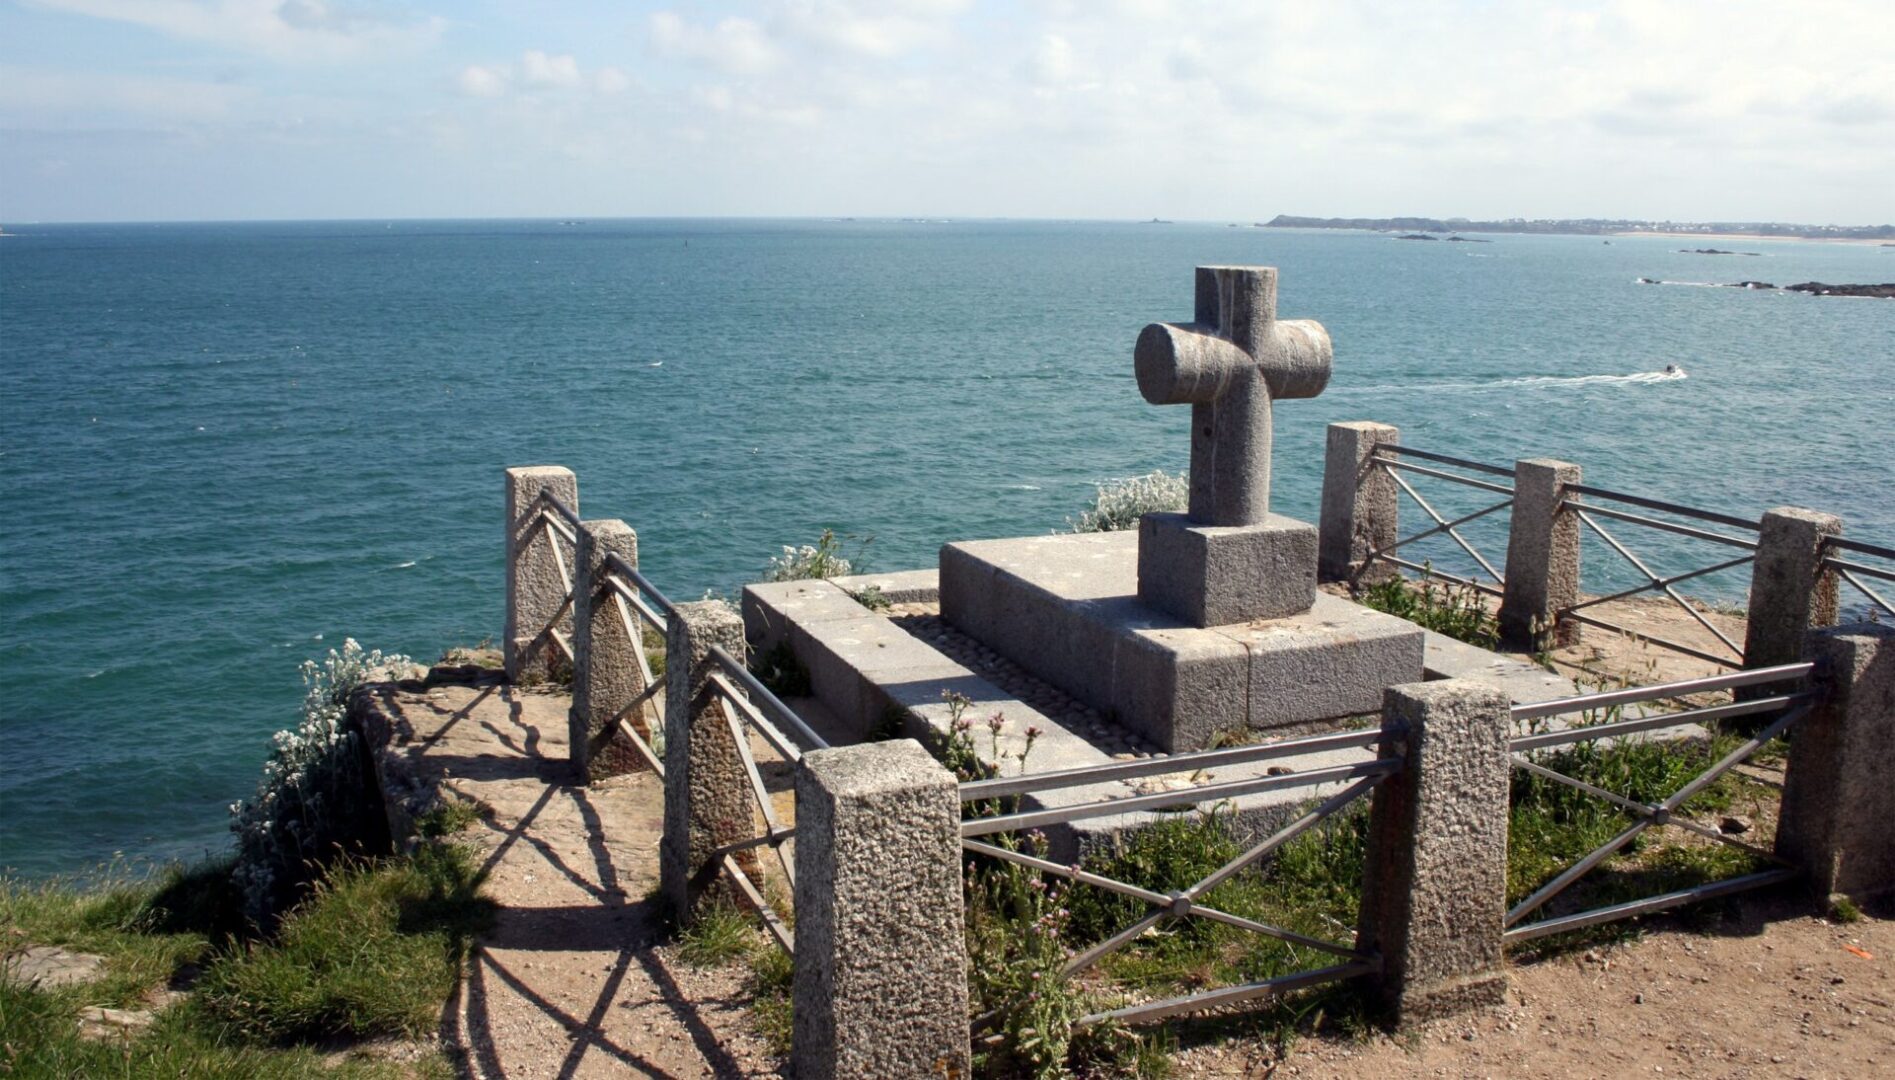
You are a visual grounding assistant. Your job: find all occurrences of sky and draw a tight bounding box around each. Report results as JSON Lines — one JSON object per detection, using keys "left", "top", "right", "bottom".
{"left": 1, "top": 0, "right": 1891, "bottom": 224}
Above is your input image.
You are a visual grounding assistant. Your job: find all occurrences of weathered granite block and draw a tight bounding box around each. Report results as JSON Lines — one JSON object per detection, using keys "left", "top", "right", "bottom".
{"left": 793, "top": 739, "right": 969, "bottom": 1079}
{"left": 1137, "top": 511, "right": 1318, "bottom": 626}
{"left": 1777, "top": 623, "right": 1895, "bottom": 904}
{"left": 504, "top": 466, "right": 577, "bottom": 682}
{"left": 570, "top": 518, "right": 646, "bottom": 782}
{"left": 1358, "top": 680, "right": 1512, "bottom": 1024}
{"left": 1318, "top": 421, "right": 1400, "bottom": 583}
{"left": 1110, "top": 623, "right": 1250, "bottom": 750}
{"left": 1743, "top": 507, "right": 1842, "bottom": 688}
{"left": 1500, "top": 458, "right": 1581, "bottom": 651}
{"left": 741, "top": 579, "right": 866, "bottom": 657}
{"left": 659, "top": 601, "right": 750, "bottom": 915}
{"left": 1225, "top": 593, "right": 1428, "bottom": 734}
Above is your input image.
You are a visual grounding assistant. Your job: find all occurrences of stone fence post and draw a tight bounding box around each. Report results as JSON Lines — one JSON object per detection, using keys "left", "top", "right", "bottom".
{"left": 1318, "top": 421, "right": 1400, "bottom": 583}
{"left": 1742, "top": 508, "right": 1841, "bottom": 688}
{"left": 659, "top": 600, "right": 750, "bottom": 915}
{"left": 792, "top": 739, "right": 969, "bottom": 1080}
{"left": 1776, "top": 623, "right": 1895, "bottom": 905}
{"left": 1357, "top": 679, "right": 1512, "bottom": 1024}
{"left": 505, "top": 465, "right": 578, "bottom": 683}
{"left": 1499, "top": 458, "right": 1581, "bottom": 651}
{"left": 570, "top": 518, "right": 647, "bottom": 783}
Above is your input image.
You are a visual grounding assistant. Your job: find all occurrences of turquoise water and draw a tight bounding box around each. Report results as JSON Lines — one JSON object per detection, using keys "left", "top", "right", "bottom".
{"left": 2, "top": 220, "right": 1890, "bottom": 876}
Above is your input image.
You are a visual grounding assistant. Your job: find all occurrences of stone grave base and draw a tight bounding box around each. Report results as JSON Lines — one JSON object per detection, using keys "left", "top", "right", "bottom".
{"left": 939, "top": 529, "right": 1424, "bottom": 752}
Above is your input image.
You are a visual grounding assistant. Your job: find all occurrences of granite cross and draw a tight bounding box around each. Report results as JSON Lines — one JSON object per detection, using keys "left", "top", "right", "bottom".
{"left": 1135, "top": 266, "right": 1333, "bottom": 527}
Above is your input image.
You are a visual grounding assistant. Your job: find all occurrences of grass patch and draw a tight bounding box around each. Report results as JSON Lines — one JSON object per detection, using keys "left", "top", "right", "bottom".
{"left": 415, "top": 798, "right": 484, "bottom": 838}
{"left": 675, "top": 901, "right": 759, "bottom": 968}
{"left": 1356, "top": 574, "right": 1498, "bottom": 649}
{"left": 196, "top": 843, "right": 493, "bottom": 1043}
{"left": 2, "top": 841, "right": 488, "bottom": 1074}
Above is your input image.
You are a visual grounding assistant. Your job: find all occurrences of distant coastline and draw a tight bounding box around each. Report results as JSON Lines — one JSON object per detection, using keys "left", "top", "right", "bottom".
{"left": 1263, "top": 214, "right": 1895, "bottom": 243}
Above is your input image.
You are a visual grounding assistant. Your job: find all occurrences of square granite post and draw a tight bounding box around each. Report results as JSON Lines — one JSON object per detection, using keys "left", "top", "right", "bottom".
{"left": 792, "top": 739, "right": 969, "bottom": 1080}
{"left": 659, "top": 601, "right": 751, "bottom": 915}
{"left": 1776, "top": 623, "right": 1895, "bottom": 905}
{"left": 504, "top": 466, "right": 578, "bottom": 683}
{"left": 1357, "top": 679, "right": 1512, "bottom": 1024}
{"left": 1499, "top": 458, "right": 1581, "bottom": 651}
{"left": 1318, "top": 421, "right": 1400, "bottom": 583}
{"left": 1742, "top": 508, "right": 1842, "bottom": 693}
{"left": 570, "top": 518, "right": 646, "bottom": 783}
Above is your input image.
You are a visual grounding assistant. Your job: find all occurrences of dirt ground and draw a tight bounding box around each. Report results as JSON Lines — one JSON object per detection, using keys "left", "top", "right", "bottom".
{"left": 371, "top": 590, "right": 1887, "bottom": 1078}
{"left": 1175, "top": 897, "right": 1893, "bottom": 1079}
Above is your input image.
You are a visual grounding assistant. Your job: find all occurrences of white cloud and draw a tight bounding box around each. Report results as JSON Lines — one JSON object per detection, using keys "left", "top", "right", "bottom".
{"left": 456, "top": 64, "right": 508, "bottom": 99}
{"left": 594, "top": 66, "right": 632, "bottom": 95}
{"left": 0, "top": 63, "right": 250, "bottom": 121}
{"left": 23, "top": 0, "right": 444, "bottom": 63}
{"left": 520, "top": 50, "right": 582, "bottom": 89}
{"left": 1028, "top": 34, "right": 1073, "bottom": 86}
{"left": 650, "top": 12, "right": 782, "bottom": 75}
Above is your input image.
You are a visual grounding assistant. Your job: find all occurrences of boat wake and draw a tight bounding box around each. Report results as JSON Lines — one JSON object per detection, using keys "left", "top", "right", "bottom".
{"left": 1337, "top": 369, "right": 1687, "bottom": 394}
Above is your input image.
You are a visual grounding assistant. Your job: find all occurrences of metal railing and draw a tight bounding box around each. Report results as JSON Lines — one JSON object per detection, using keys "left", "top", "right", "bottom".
{"left": 596, "top": 552, "right": 674, "bottom": 777}
{"left": 958, "top": 729, "right": 1398, "bottom": 1027}
{"left": 1359, "top": 445, "right": 1515, "bottom": 595}
{"left": 1502, "top": 662, "right": 1814, "bottom": 944}
{"left": 701, "top": 644, "right": 831, "bottom": 956}
{"left": 1555, "top": 483, "right": 1761, "bottom": 668}
{"left": 523, "top": 489, "right": 584, "bottom": 668}
{"left": 1823, "top": 536, "right": 1895, "bottom": 620}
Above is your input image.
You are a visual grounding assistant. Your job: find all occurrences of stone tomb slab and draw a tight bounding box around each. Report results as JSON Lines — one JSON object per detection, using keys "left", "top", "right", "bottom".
{"left": 939, "top": 529, "right": 1423, "bottom": 751}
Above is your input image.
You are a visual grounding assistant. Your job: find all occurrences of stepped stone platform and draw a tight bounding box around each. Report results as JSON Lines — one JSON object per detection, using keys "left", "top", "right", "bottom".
{"left": 939, "top": 529, "right": 1425, "bottom": 751}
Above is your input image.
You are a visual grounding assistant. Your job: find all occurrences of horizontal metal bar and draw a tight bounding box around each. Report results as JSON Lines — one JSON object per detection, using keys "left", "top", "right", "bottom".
{"left": 1560, "top": 500, "right": 1759, "bottom": 551}
{"left": 537, "top": 490, "right": 583, "bottom": 530}
{"left": 603, "top": 574, "right": 669, "bottom": 633}
{"left": 1511, "top": 662, "right": 1811, "bottom": 722}
{"left": 709, "top": 827, "right": 796, "bottom": 862}
{"left": 1503, "top": 869, "right": 1801, "bottom": 945}
{"left": 1826, "top": 536, "right": 1895, "bottom": 562}
{"left": 960, "top": 840, "right": 1173, "bottom": 909}
{"left": 1563, "top": 612, "right": 1741, "bottom": 668}
{"left": 1372, "top": 458, "right": 1516, "bottom": 496}
{"left": 1510, "top": 694, "right": 1807, "bottom": 751}
{"left": 959, "top": 760, "right": 1402, "bottom": 838}
{"left": 603, "top": 552, "right": 678, "bottom": 618}
{"left": 709, "top": 672, "right": 807, "bottom": 763}
{"left": 537, "top": 508, "right": 579, "bottom": 548}
{"left": 958, "top": 728, "right": 1386, "bottom": 802}
{"left": 1372, "top": 444, "right": 1515, "bottom": 478}
{"left": 1075, "top": 961, "right": 1375, "bottom": 1027}
{"left": 1827, "top": 557, "right": 1895, "bottom": 584}
{"left": 1186, "top": 904, "right": 1373, "bottom": 962}
{"left": 1561, "top": 553, "right": 1756, "bottom": 616}
{"left": 721, "top": 854, "right": 793, "bottom": 956}
{"left": 1562, "top": 483, "right": 1759, "bottom": 532}
{"left": 1366, "top": 499, "right": 1513, "bottom": 567}
{"left": 709, "top": 646, "right": 832, "bottom": 751}
{"left": 1377, "top": 555, "right": 1506, "bottom": 597}
{"left": 1836, "top": 567, "right": 1895, "bottom": 616}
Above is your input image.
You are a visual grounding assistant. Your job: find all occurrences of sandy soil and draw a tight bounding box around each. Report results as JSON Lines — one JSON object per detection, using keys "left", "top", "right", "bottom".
{"left": 1175, "top": 897, "right": 1892, "bottom": 1079}
{"left": 365, "top": 593, "right": 1885, "bottom": 1078}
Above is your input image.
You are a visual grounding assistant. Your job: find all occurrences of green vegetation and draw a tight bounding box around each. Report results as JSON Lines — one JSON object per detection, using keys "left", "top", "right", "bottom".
{"left": 961, "top": 717, "right": 1779, "bottom": 1074}
{"left": 1356, "top": 573, "right": 1499, "bottom": 649}
{"left": 672, "top": 899, "right": 796, "bottom": 1057}
{"left": 230, "top": 639, "right": 414, "bottom": 927}
{"left": 763, "top": 528, "right": 871, "bottom": 582}
{"left": 1, "top": 840, "right": 486, "bottom": 1077}
{"left": 1068, "top": 471, "right": 1188, "bottom": 533}
{"left": 849, "top": 583, "right": 892, "bottom": 611}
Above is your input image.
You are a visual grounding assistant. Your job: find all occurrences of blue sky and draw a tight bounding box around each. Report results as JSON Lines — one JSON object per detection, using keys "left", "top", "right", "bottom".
{"left": 2, "top": 1, "right": 1890, "bottom": 223}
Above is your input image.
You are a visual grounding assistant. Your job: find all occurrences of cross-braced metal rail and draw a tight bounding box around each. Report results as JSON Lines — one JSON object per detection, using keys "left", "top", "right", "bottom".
{"left": 700, "top": 644, "right": 831, "bottom": 956}
{"left": 1503, "top": 662, "right": 1813, "bottom": 944}
{"left": 596, "top": 551, "right": 673, "bottom": 776}
{"left": 1359, "top": 445, "right": 1514, "bottom": 595}
{"left": 1823, "top": 535, "right": 1895, "bottom": 620}
{"left": 1555, "top": 484, "right": 1761, "bottom": 668}
{"left": 958, "top": 729, "right": 1399, "bottom": 1026}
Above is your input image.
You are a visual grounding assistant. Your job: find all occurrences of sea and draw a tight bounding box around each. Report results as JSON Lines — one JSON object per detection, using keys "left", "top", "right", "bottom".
{"left": 2, "top": 219, "right": 1890, "bottom": 878}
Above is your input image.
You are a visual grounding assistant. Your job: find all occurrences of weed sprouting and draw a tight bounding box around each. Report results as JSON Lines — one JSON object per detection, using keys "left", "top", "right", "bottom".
{"left": 763, "top": 529, "right": 872, "bottom": 582}
{"left": 1357, "top": 573, "right": 1499, "bottom": 649}
{"left": 1068, "top": 471, "right": 1188, "bottom": 533}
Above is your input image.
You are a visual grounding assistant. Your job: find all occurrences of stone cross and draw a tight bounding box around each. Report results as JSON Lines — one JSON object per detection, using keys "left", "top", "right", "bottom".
{"left": 1135, "top": 266, "right": 1333, "bottom": 526}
